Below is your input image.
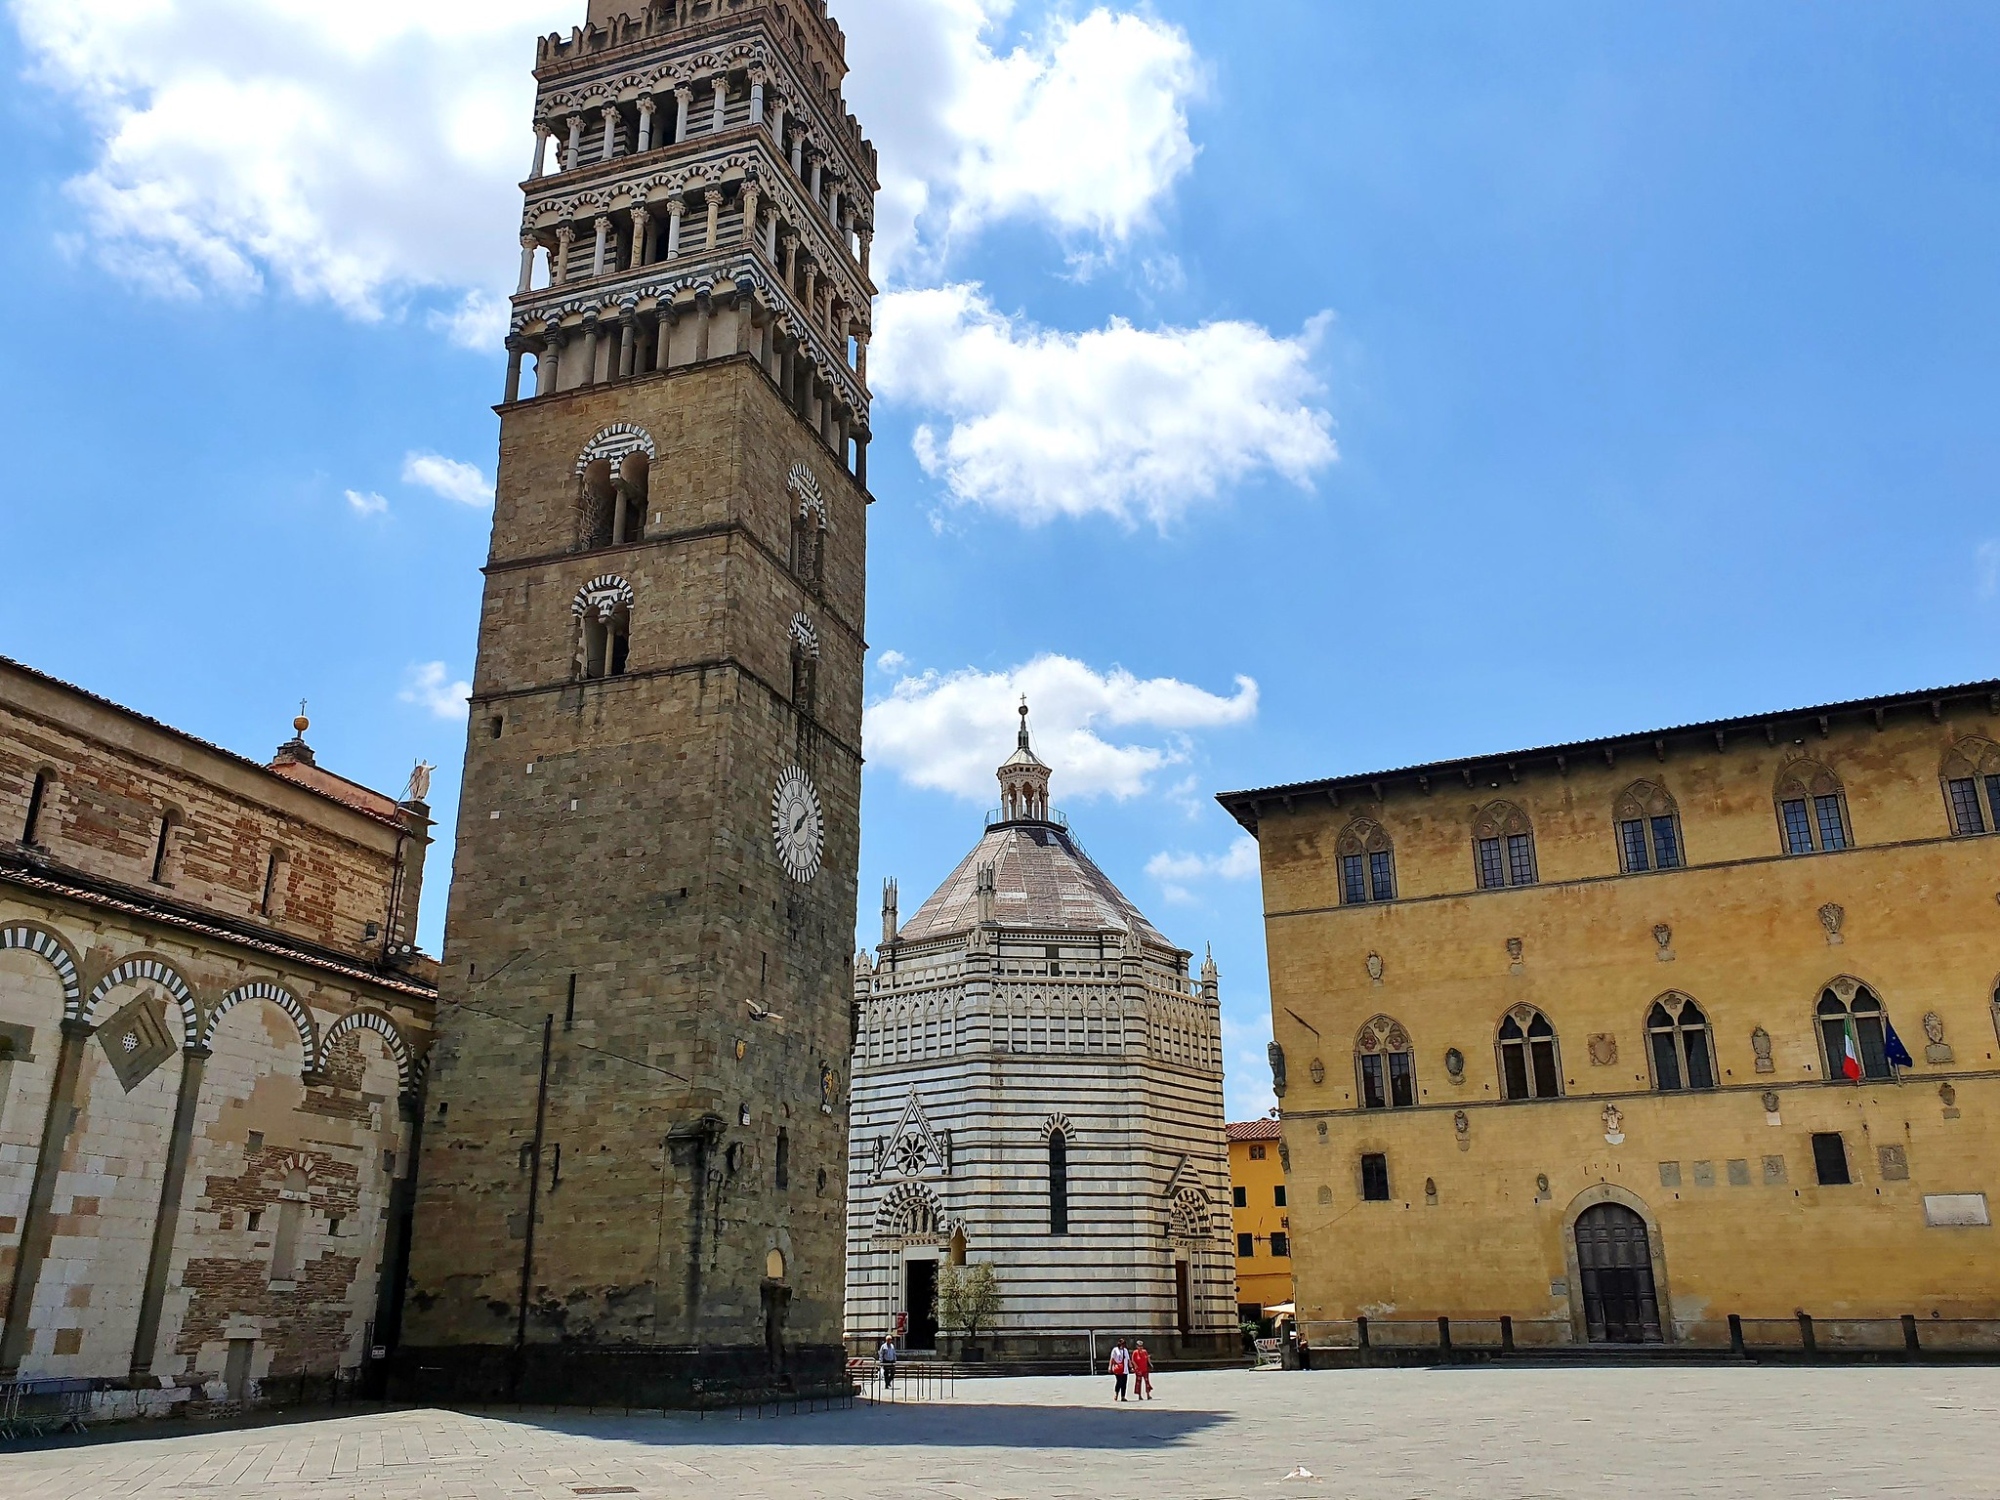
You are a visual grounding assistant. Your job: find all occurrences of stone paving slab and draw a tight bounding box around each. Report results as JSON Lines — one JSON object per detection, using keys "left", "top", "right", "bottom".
{"left": 5, "top": 1367, "right": 1997, "bottom": 1500}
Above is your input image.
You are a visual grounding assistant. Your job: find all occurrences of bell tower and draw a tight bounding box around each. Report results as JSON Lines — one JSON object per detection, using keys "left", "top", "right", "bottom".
{"left": 399, "top": 0, "right": 874, "bottom": 1405}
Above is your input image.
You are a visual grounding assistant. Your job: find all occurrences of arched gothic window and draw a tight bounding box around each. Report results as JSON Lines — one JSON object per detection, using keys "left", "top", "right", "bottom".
{"left": 1497, "top": 1006, "right": 1561, "bottom": 1100}
{"left": 1817, "top": 979, "right": 1902, "bottom": 1083}
{"left": 789, "top": 464, "right": 828, "bottom": 593}
{"left": 1774, "top": 760, "right": 1850, "bottom": 855}
{"left": 1047, "top": 1129, "right": 1070, "bottom": 1235}
{"left": 1473, "top": 802, "right": 1537, "bottom": 890}
{"left": 1336, "top": 817, "right": 1396, "bottom": 904}
{"left": 1614, "top": 781, "right": 1684, "bottom": 874}
{"left": 1646, "top": 993, "right": 1715, "bottom": 1091}
{"left": 1355, "top": 1015, "right": 1416, "bottom": 1109}
{"left": 1940, "top": 738, "right": 2000, "bottom": 837}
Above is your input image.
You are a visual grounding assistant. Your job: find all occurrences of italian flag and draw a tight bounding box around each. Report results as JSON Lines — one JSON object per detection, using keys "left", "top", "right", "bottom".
{"left": 1840, "top": 1017, "right": 1864, "bottom": 1082}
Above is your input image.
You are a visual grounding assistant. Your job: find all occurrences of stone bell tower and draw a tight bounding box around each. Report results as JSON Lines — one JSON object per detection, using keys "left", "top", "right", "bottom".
{"left": 398, "top": 0, "right": 874, "bottom": 1405}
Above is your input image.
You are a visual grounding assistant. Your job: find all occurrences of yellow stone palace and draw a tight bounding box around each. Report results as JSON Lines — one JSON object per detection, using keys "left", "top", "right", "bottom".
{"left": 1219, "top": 681, "right": 2000, "bottom": 1349}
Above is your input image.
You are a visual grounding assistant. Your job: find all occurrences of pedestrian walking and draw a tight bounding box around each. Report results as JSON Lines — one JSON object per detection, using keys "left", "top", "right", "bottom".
{"left": 1108, "top": 1340, "right": 1130, "bottom": 1401}
{"left": 1132, "top": 1340, "right": 1154, "bottom": 1400}
{"left": 879, "top": 1335, "right": 898, "bottom": 1390}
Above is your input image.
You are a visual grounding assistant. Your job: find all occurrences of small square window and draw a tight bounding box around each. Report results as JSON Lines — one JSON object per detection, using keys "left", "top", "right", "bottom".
{"left": 1812, "top": 1132, "right": 1851, "bottom": 1186}
{"left": 1232, "top": 1186, "right": 1247, "bottom": 1208}
{"left": 328, "top": 1217, "right": 342, "bottom": 1236}
{"left": 1814, "top": 795, "right": 1848, "bottom": 852}
{"left": 1948, "top": 778, "right": 1986, "bottom": 836}
{"left": 1360, "top": 1153, "right": 1390, "bottom": 1202}
{"left": 1341, "top": 854, "right": 1368, "bottom": 906}
{"left": 1270, "top": 1232, "right": 1290, "bottom": 1258}
{"left": 1650, "top": 815, "right": 1682, "bottom": 869}
{"left": 1237, "top": 1233, "right": 1255, "bottom": 1259}
{"left": 1780, "top": 798, "right": 1814, "bottom": 855}
{"left": 1506, "top": 833, "right": 1536, "bottom": 887}
{"left": 247, "top": 1211, "right": 262, "bottom": 1232}
{"left": 1368, "top": 850, "right": 1395, "bottom": 902}
{"left": 1274, "top": 1185, "right": 1287, "bottom": 1208}
{"left": 1619, "top": 819, "right": 1650, "bottom": 873}
{"left": 246, "top": 1132, "right": 265, "bottom": 1154}
{"left": 1248, "top": 1144, "right": 1266, "bottom": 1161}
{"left": 1476, "top": 837, "right": 1505, "bottom": 890}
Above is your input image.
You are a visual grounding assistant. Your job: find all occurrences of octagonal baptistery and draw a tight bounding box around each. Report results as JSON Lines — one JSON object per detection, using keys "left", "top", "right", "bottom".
{"left": 847, "top": 708, "right": 1236, "bottom": 1364}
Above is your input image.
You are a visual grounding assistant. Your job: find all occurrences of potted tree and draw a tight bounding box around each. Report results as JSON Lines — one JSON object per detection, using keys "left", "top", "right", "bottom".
{"left": 935, "top": 1262, "right": 1001, "bottom": 1363}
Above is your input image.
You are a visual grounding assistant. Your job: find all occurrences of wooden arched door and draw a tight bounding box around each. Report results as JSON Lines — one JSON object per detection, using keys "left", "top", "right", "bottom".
{"left": 1574, "top": 1204, "right": 1663, "bottom": 1343}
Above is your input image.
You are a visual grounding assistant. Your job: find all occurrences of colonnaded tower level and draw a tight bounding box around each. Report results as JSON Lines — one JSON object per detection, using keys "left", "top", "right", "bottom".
{"left": 398, "top": 0, "right": 875, "bottom": 1406}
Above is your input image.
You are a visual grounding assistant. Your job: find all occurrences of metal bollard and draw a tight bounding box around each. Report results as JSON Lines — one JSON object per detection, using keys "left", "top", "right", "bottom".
{"left": 1356, "top": 1316, "right": 1370, "bottom": 1350}
{"left": 1437, "top": 1317, "right": 1452, "bottom": 1357}
{"left": 1797, "top": 1313, "right": 1816, "bottom": 1356}
{"left": 1728, "top": 1315, "right": 1745, "bottom": 1356}
{"left": 1903, "top": 1315, "right": 1921, "bottom": 1359}
{"left": 1500, "top": 1316, "right": 1515, "bottom": 1354}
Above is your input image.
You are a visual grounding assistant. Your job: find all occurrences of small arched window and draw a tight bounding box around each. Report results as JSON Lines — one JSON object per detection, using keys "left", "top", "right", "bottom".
{"left": 1774, "top": 760, "right": 1850, "bottom": 855}
{"left": 1498, "top": 1006, "right": 1561, "bottom": 1100}
{"left": 1336, "top": 818, "right": 1396, "bottom": 904}
{"left": 1817, "top": 980, "right": 1903, "bottom": 1083}
{"left": 789, "top": 614, "right": 820, "bottom": 721}
{"left": 1940, "top": 738, "right": 2000, "bottom": 837}
{"left": 19, "top": 769, "right": 52, "bottom": 847}
{"left": 1647, "top": 993, "right": 1715, "bottom": 1091}
{"left": 1047, "top": 1129, "right": 1069, "bottom": 1235}
{"left": 789, "top": 463, "right": 828, "bottom": 592}
{"left": 1472, "top": 802, "right": 1537, "bottom": 890}
{"left": 1355, "top": 1015, "right": 1416, "bottom": 1109}
{"left": 1614, "top": 781, "right": 1684, "bottom": 873}
{"left": 150, "top": 809, "right": 182, "bottom": 886}
{"left": 260, "top": 846, "right": 290, "bottom": 919}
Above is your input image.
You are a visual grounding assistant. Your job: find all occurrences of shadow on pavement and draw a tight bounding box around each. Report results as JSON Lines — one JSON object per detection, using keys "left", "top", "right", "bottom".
{"left": 503, "top": 1400, "right": 1232, "bottom": 1451}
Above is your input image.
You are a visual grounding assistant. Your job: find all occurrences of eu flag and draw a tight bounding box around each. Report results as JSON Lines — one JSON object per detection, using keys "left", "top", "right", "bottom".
{"left": 1884, "top": 1020, "right": 1916, "bottom": 1070}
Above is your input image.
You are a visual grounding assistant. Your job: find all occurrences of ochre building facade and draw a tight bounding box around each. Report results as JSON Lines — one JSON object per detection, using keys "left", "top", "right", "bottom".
{"left": 0, "top": 658, "right": 436, "bottom": 1409}
{"left": 399, "top": 0, "right": 875, "bottom": 1405}
{"left": 1227, "top": 1120, "right": 1292, "bottom": 1321}
{"left": 1221, "top": 682, "right": 2000, "bottom": 1349}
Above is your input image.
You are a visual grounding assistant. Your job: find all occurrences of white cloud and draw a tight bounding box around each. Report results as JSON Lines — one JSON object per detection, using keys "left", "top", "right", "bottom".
{"left": 841, "top": 3, "right": 1200, "bottom": 280}
{"left": 1146, "top": 836, "right": 1259, "bottom": 902}
{"left": 400, "top": 661, "right": 470, "bottom": 720}
{"left": 876, "top": 650, "right": 910, "bottom": 675}
{"left": 866, "top": 653, "right": 1257, "bottom": 804}
{"left": 402, "top": 451, "right": 492, "bottom": 507}
{"left": 10, "top": 0, "right": 556, "bottom": 341}
{"left": 344, "top": 488, "right": 389, "bottom": 518}
{"left": 874, "top": 286, "right": 1337, "bottom": 527}
{"left": 1979, "top": 539, "right": 2000, "bottom": 600}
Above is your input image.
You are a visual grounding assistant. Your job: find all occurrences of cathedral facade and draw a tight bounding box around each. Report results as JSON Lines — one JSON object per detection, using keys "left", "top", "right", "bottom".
{"left": 399, "top": 0, "right": 873, "bottom": 1405}
{"left": 847, "top": 712, "right": 1236, "bottom": 1360}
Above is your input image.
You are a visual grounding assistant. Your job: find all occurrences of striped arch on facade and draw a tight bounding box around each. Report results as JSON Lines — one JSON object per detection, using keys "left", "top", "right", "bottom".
{"left": 789, "top": 613, "right": 820, "bottom": 658}
{"left": 573, "top": 422, "right": 657, "bottom": 478}
{"left": 571, "top": 574, "right": 635, "bottom": 621}
{"left": 788, "top": 462, "right": 827, "bottom": 525}
{"left": 201, "top": 980, "right": 318, "bottom": 1063}
{"left": 873, "top": 1182, "right": 945, "bottom": 1247}
{"left": 315, "top": 1008, "right": 414, "bottom": 1095}
{"left": 0, "top": 924, "right": 82, "bottom": 1010}
{"left": 1041, "top": 1112, "right": 1076, "bottom": 1142}
{"left": 1169, "top": 1186, "right": 1213, "bottom": 1243}
{"left": 83, "top": 955, "right": 198, "bottom": 1042}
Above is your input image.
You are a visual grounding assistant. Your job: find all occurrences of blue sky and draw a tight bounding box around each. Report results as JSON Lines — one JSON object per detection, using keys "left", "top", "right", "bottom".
{"left": 5, "top": 1, "right": 2000, "bottom": 1123}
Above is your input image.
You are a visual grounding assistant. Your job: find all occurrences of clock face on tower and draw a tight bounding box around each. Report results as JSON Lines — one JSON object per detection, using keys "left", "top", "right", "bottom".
{"left": 771, "top": 766, "right": 825, "bottom": 883}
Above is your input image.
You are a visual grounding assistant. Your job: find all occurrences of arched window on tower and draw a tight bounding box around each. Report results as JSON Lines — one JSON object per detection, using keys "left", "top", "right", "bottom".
{"left": 574, "top": 577, "right": 636, "bottom": 681}
{"left": 1774, "top": 760, "right": 1850, "bottom": 855}
{"left": 1498, "top": 1006, "right": 1561, "bottom": 1100}
{"left": 1940, "top": 737, "right": 2000, "bottom": 836}
{"left": 150, "top": 808, "right": 182, "bottom": 886}
{"left": 1614, "top": 781, "right": 1684, "bottom": 873}
{"left": 790, "top": 614, "right": 819, "bottom": 721}
{"left": 1646, "top": 993, "right": 1715, "bottom": 1091}
{"left": 1336, "top": 817, "right": 1396, "bottom": 904}
{"left": 1048, "top": 1129, "right": 1069, "bottom": 1235}
{"left": 19, "top": 769, "right": 52, "bottom": 847}
{"left": 1472, "top": 802, "right": 1537, "bottom": 890}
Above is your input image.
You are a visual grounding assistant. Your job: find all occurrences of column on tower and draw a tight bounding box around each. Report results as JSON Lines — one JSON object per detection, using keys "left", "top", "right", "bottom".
{"left": 674, "top": 85, "right": 693, "bottom": 143}
{"left": 529, "top": 121, "right": 551, "bottom": 180}
{"left": 503, "top": 334, "right": 526, "bottom": 403}
{"left": 565, "top": 113, "right": 583, "bottom": 170}
{"left": 655, "top": 298, "right": 678, "bottom": 371}
{"left": 637, "top": 95, "right": 655, "bottom": 152}
{"left": 591, "top": 216, "right": 611, "bottom": 277}
{"left": 859, "top": 226, "right": 872, "bottom": 279}
{"left": 703, "top": 188, "right": 723, "bottom": 252}
{"left": 693, "top": 289, "right": 712, "bottom": 363}
{"left": 577, "top": 313, "right": 600, "bottom": 388}
{"left": 710, "top": 74, "right": 728, "bottom": 133}
{"left": 769, "top": 98, "right": 787, "bottom": 157}
{"left": 600, "top": 105, "right": 620, "bottom": 162}
{"left": 535, "top": 324, "right": 563, "bottom": 396}
{"left": 750, "top": 77, "right": 765, "bottom": 126}
{"left": 617, "top": 307, "right": 637, "bottom": 380}
{"left": 517, "top": 235, "right": 539, "bottom": 294}
{"left": 632, "top": 205, "right": 653, "bottom": 268}
{"left": 667, "top": 198, "right": 685, "bottom": 259}
{"left": 555, "top": 225, "right": 576, "bottom": 283}
{"left": 740, "top": 183, "right": 761, "bottom": 250}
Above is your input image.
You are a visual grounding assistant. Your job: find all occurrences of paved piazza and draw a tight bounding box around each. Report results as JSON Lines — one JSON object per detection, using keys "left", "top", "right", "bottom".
{"left": 7, "top": 1368, "right": 1995, "bottom": 1499}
